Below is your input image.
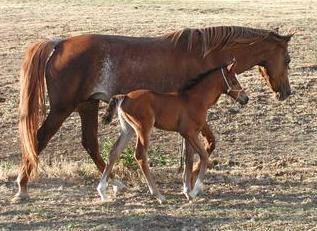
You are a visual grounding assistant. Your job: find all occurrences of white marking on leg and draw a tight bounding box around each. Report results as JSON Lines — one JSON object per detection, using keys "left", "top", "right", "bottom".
{"left": 183, "top": 183, "right": 191, "bottom": 200}
{"left": 112, "top": 179, "right": 127, "bottom": 196}
{"left": 97, "top": 180, "right": 109, "bottom": 201}
{"left": 157, "top": 194, "right": 166, "bottom": 204}
{"left": 12, "top": 175, "right": 30, "bottom": 202}
{"left": 189, "top": 178, "right": 203, "bottom": 198}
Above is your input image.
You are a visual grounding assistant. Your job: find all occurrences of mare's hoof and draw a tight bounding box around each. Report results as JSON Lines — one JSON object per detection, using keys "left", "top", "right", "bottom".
{"left": 11, "top": 192, "right": 30, "bottom": 203}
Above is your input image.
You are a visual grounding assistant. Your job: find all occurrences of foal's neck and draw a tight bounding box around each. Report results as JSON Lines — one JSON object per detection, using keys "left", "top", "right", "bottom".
{"left": 184, "top": 70, "right": 225, "bottom": 109}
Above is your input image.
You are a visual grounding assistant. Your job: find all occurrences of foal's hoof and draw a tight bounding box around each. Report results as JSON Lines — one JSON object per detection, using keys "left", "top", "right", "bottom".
{"left": 11, "top": 192, "right": 30, "bottom": 203}
{"left": 188, "top": 191, "right": 198, "bottom": 199}
{"left": 183, "top": 192, "right": 192, "bottom": 201}
{"left": 112, "top": 179, "right": 127, "bottom": 196}
{"left": 157, "top": 194, "right": 166, "bottom": 204}
{"left": 188, "top": 187, "right": 202, "bottom": 199}
{"left": 99, "top": 193, "right": 111, "bottom": 203}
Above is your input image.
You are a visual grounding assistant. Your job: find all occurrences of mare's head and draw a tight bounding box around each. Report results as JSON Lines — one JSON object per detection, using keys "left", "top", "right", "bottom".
{"left": 222, "top": 60, "right": 248, "bottom": 105}
{"left": 258, "top": 32, "right": 294, "bottom": 101}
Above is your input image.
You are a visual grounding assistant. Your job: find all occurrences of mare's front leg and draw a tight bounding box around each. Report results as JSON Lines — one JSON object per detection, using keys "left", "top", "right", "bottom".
{"left": 184, "top": 133, "right": 209, "bottom": 198}
{"left": 134, "top": 130, "right": 165, "bottom": 204}
{"left": 97, "top": 124, "right": 134, "bottom": 201}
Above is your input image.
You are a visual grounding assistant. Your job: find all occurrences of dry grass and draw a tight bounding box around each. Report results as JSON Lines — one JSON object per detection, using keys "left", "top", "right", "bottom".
{"left": 0, "top": 0, "right": 316, "bottom": 230}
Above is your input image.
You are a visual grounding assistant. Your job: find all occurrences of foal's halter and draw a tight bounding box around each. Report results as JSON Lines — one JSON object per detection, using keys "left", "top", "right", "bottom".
{"left": 221, "top": 68, "right": 243, "bottom": 94}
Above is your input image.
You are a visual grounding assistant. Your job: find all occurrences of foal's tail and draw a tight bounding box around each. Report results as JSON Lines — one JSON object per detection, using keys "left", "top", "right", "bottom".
{"left": 19, "top": 39, "right": 59, "bottom": 177}
{"left": 103, "top": 95, "right": 126, "bottom": 124}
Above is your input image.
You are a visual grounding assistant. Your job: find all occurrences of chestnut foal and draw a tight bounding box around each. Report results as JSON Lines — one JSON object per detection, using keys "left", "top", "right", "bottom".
{"left": 97, "top": 60, "right": 248, "bottom": 203}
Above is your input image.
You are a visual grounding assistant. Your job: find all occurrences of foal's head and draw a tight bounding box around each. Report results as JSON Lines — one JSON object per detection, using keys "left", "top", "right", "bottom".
{"left": 221, "top": 60, "right": 249, "bottom": 105}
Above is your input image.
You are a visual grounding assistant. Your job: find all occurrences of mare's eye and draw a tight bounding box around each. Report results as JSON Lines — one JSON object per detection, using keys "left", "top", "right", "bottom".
{"left": 285, "top": 56, "right": 291, "bottom": 65}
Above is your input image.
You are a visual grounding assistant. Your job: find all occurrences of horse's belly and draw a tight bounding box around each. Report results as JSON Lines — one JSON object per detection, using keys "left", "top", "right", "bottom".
{"left": 154, "top": 114, "right": 179, "bottom": 132}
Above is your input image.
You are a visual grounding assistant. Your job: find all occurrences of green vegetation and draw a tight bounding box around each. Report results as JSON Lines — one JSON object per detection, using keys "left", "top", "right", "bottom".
{"left": 102, "top": 137, "right": 167, "bottom": 170}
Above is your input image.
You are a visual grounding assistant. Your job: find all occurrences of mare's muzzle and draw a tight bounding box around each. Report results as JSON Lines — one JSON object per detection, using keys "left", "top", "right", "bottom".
{"left": 276, "top": 88, "right": 291, "bottom": 101}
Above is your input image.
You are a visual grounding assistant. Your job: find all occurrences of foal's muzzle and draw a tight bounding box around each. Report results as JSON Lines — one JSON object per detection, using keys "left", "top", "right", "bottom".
{"left": 237, "top": 95, "right": 249, "bottom": 105}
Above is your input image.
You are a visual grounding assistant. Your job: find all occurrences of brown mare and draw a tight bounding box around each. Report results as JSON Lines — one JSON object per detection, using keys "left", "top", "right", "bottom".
{"left": 15, "top": 26, "right": 293, "bottom": 201}
{"left": 97, "top": 60, "right": 248, "bottom": 203}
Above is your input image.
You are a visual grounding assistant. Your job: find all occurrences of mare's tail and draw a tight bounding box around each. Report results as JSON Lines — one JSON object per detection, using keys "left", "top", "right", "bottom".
{"left": 103, "top": 95, "right": 126, "bottom": 124}
{"left": 19, "top": 39, "right": 59, "bottom": 177}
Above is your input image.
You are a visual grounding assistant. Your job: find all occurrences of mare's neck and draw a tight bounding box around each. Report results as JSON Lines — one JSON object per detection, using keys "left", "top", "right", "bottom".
{"left": 183, "top": 70, "right": 225, "bottom": 110}
{"left": 204, "top": 41, "right": 274, "bottom": 74}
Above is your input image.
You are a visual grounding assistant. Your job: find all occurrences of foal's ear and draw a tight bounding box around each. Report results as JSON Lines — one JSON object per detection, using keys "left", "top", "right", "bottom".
{"left": 283, "top": 32, "right": 295, "bottom": 42}
{"left": 227, "top": 59, "right": 237, "bottom": 72}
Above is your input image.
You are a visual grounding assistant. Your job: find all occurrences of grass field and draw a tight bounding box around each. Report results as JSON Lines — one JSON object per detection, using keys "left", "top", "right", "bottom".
{"left": 0, "top": 0, "right": 316, "bottom": 230}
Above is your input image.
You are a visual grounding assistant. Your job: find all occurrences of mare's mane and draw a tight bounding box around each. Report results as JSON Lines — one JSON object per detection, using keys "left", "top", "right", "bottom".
{"left": 164, "top": 26, "right": 289, "bottom": 57}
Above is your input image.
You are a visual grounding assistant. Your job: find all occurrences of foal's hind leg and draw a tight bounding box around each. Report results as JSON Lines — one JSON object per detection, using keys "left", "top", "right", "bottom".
{"left": 14, "top": 108, "right": 73, "bottom": 201}
{"left": 78, "top": 100, "right": 106, "bottom": 173}
{"left": 97, "top": 120, "right": 134, "bottom": 201}
{"left": 134, "top": 131, "right": 165, "bottom": 204}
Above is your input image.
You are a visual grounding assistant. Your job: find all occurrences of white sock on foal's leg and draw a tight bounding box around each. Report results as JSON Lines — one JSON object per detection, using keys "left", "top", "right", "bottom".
{"left": 189, "top": 178, "right": 203, "bottom": 198}
{"left": 157, "top": 193, "right": 166, "bottom": 204}
{"left": 148, "top": 185, "right": 166, "bottom": 204}
{"left": 112, "top": 179, "right": 127, "bottom": 196}
{"left": 97, "top": 180, "right": 109, "bottom": 201}
{"left": 183, "top": 183, "right": 191, "bottom": 200}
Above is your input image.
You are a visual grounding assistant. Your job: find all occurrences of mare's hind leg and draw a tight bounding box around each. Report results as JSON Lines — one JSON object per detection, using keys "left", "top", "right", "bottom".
{"left": 190, "top": 122, "right": 216, "bottom": 188}
{"left": 77, "top": 100, "right": 106, "bottom": 173}
{"left": 97, "top": 121, "right": 134, "bottom": 201}
{"left": 14, "top": 108, "right": 74, "bottom": 201}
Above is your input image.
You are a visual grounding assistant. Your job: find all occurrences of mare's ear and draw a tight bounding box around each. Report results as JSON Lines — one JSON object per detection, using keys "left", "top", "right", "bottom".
{"left": 227, "top": 58, "right": 237, "bottom": 73}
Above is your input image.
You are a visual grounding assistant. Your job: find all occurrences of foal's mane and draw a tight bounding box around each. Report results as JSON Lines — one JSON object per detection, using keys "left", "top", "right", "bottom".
{"left": 164, "top": 26, "right": 289, "bottom": 56}
{"left": 180, "top": 66, "right": 224, "bottom": 92}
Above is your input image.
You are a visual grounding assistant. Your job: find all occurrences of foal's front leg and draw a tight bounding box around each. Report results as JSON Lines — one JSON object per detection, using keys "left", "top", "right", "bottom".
{"left": 190, "top": 122, "right": 216, "bottom": 188}
{"left": 185, "top": 134, "right": 209, "bottom": 198}
{"left": 182, "top": 141, "right": 194, "bottom": 200}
